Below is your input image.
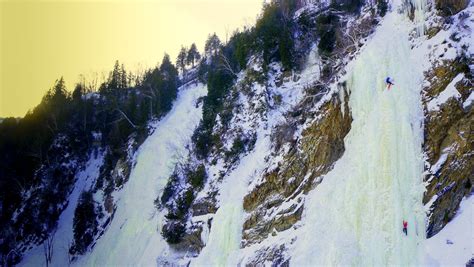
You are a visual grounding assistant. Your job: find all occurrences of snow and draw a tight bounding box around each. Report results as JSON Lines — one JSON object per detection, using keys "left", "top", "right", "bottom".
{"left": 427, "top": 73, "right": 464, "bottom": 111}
{"left": 74, "top": 83, "right": 206, "bottom": 266}
{"left": 419, "top": 3, "right": 474, "bottom": 64}
{"left": 82, "top": 92, "right": 100, "bottom": 100}
{"left": 425, "top": 194, "right": 473, "bottom": 266}
{"left": 272, "top": 45, "right": 321, "bottom": 110}
{"left": 430, "top": 152, "right": 448, "bottom": 175}
{"left": 19, "top": 151, "right": 105, "bottom": 267}
{"left": 463, "top": 91, "right": 474, "bottom": 109}
{"left": 291, "top": 0, "right": 427, "bottom": 264}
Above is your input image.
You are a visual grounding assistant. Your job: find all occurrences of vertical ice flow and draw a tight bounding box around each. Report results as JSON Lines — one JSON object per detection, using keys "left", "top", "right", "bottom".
{"left": 75, "top": 83, "right": 207, "bottom": 266}
{"left": 191, "top": 131, "right": 270, "bottom": 266}
{"left": 292, "top": 0, "right": 426, "bottom": 265}
{"left": 409, "top": 0, "right": 427, "bottom": 36}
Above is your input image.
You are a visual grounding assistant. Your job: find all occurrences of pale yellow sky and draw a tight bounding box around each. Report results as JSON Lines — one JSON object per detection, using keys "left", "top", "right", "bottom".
{"left": 0, "top": 0, "right": 263, "bottom": 117}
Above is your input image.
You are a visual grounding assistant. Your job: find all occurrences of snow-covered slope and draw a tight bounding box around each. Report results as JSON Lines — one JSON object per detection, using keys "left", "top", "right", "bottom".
{"left": 75, "top": 83, "right": 207, "bottom": 266}
{"left": 18, "top": 83, "right": 206, "bottom": 267}
{"left": 425, "top": 194, "right": 473, "bottom": 266}
{"left": 19, "top": 152, "right": 104, "bottom": 267}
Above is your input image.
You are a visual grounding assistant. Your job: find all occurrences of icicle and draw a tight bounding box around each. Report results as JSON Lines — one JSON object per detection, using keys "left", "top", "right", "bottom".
{"left": 338, "top": 84, "right": 346, "bottom": 117}
{"left": 413, "top": 0, "right": 427, "bottom": 36}
{"left": 407, "top": 0, "right": 427, "bottom": 36}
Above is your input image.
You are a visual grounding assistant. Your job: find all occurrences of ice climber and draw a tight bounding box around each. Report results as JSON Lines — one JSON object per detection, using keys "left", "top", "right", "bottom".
{"left": 386, "top": 77, "right": 394, "bottom": 90}
{"left": 403, "top": 220, "right": 408, "bottom": 236}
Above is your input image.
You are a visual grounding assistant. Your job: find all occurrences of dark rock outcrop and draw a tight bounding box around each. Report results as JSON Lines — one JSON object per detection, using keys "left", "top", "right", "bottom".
{"left": 422, "top": 57, "right": 473, "bottom": 238}
{"left": 242, "top": 91, "right": 352, "bottom": 246}
{"left": 435, "top": 0, "right": 469, "bottom": 16}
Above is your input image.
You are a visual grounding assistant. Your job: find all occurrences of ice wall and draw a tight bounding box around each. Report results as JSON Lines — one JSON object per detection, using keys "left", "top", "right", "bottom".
{"left": 291, "top": 0, "right": 426, "bottom": 265}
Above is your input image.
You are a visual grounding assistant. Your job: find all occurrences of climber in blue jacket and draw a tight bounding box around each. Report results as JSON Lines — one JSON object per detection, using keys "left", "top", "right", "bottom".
{"left": 386, "top": 77, "right": 395, "bottom": 90}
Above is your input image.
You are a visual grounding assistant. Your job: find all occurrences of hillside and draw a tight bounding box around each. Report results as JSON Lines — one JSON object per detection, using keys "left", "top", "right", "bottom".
{"left": 1, "top": 0, "right": 472, "bottom": 266}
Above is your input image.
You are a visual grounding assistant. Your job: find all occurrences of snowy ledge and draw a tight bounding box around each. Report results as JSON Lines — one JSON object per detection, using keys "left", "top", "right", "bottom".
{"left": 427, "top": 73, "right": 464, "bottom": 112}
{"left": 425, "top": 194, "right": 473, "bottom": 266}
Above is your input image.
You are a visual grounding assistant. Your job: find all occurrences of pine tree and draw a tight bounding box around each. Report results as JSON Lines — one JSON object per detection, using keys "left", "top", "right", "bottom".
{"left": 232, "top": 29, "right": 253, "bottom": 69}
{"left": 49, "top": 77, "right": 69, "bottom": 114}
{"left": 176, "top": 47, "right": 187, "bottom": 74}
{"left": 120, "top": 64, "right": 128, "bottom": 89}
{"left": 52, "top": 77, "right": 68, "bottom": 99}
{"left": 160, "top": 54, "right": 178, "bottom": 111}
{"left": 72, "top": 83, "right": 84, "bottom": 102}
{"left": 71, "top": 191, "right": 98, "bottom": 255}
{"left": 186, "top": 43, "right": 201, "bottom": 67}
{"left": 205, "top": 33, "right": 221, "bottom": 58}
{"left": 109, "top": 60, "right": 121, "bottom": 89}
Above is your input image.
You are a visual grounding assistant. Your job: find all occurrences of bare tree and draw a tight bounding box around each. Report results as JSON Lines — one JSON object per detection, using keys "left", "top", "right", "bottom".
{"left": 43, "top": 228, "right": 57, "bottom": 267}
{"left": 218, "top": 52, "right": 238, "bottom": 77}
{"left": 66, "top": 239, "right": 74, "bottom": 266}
{"left": 12, "top": 177, "right": 27, "bottom": 195}
{"left": 2, "top": 248, "right": 19, "bottom": 266}
{"left": 115, "top": 108, "right": 137, "bottom": 129}
{"left": 133, "top": 62, "right": 146, "bottom": 86}
{"left": 142, "top": 84, "right": 156, "bottom": 120}
{"left": 87, "top": 71, "right": 99, "bottom": 93}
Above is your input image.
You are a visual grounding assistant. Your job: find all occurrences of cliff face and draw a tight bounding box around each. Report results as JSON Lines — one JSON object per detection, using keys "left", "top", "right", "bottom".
{"left": 11, "top": 0, "right": 473, "bottom": 266}
{"left": 242, "top": 92, "right": 351, "bottom": 246}
{"left": 421, "top": 3, "right": 473, "bottom": 238}
{"left": 94, "top": 0, "right": 473, "bottom": 265}
{"left": 188, "top": 1, "right": 471, "bottom": 264}
{"left": 170, "top": 1, "right": 382, "bottom": 264}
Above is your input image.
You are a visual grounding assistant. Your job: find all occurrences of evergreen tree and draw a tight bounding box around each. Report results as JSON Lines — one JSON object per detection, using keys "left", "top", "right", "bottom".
{"left": 109, "top": 60, "right": 121, "bottom": 90}
{"left": 50, "top": 77, "right": 69, "bottom": 105}
{"left": 254, "top": 2, "right": 294, "bottom": 69}
{"left": 205, "top": 33, "right": 221, "bottom": 58}
{"left": 176, "top": 47, "right": 187, "bottom": 74}
{"left": 72, "top": 83, "right": 84, "bottom": 102}
{"left": 233, "top": 29, "right": 253, "bottom": 70}
{"left": 43, "top": 77, "right": 70, "bottom": 131}
{"left": 186, "top": 43, "right": 201, "bottom": 67}
{"left": 71, "top": 191, "right": 98, "bottom": 255}
{"left": 120, "top": 64, "right": 128, "bottom": 89}
{"left": 127, "top": 91, "right": 139, "bottom": 125}
{"left": 71, "top": 83, "right": 89, "bottom": 132}
{"left": 279, "top": 27, "right": 293, "bottom": 69}
{"left": 160, "top": 54, "right": 178, "bottom": 111}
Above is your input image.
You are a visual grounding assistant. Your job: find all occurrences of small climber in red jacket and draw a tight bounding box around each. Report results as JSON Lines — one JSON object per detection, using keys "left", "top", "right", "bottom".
{"left": 403, "top": 220, "right": 408, "bottom": 236}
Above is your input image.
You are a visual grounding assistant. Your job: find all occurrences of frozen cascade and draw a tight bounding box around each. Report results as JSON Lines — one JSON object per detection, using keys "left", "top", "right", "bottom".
{"left": 291, "top": 0, "right": 427, "bottom": 265}
{"left": 409, "top": 0, "right": 427, "bottom": 36}
{"left": 191, "top": 130, "right": 271, "bottom": 266}
{"left": 75, "top": 83, "right": 207, "bottom": 266}
{"left": 190, "top": 39, "right": 323, "bottom": 266}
